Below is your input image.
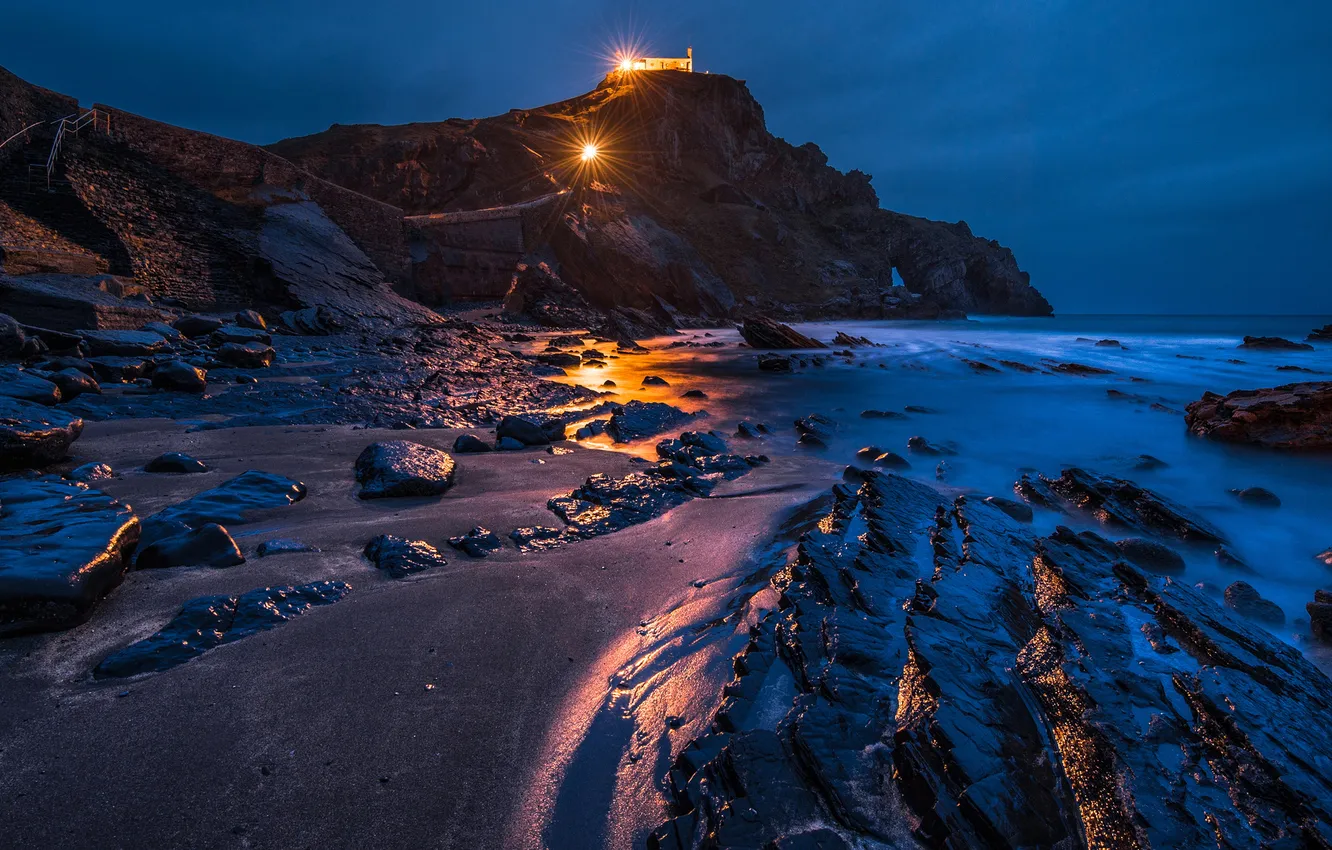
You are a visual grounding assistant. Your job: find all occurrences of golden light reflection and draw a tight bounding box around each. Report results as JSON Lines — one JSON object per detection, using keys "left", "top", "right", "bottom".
{"left": 581, "top": 143, "right": 599, "bottom": 162}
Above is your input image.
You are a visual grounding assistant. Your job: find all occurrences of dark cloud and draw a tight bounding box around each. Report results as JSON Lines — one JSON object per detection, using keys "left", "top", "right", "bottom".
{"left": 4, "top": 0, "right": 1328, "bottom": 313}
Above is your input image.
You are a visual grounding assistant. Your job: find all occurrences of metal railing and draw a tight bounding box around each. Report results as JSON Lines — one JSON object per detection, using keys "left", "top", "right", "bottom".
{"left": 42, "top": 108, "right": 109, "bottom": 188}
{"left": 0, "top": 120, "right": 44, "bottom": 155}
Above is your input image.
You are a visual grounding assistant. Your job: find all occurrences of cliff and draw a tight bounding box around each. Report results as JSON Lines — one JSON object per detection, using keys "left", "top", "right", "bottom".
{"left": 270, "top": 71, "right": 1053, "bottom": 318}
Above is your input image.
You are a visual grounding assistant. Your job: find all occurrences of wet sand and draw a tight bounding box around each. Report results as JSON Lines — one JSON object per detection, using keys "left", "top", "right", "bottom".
{"left": 0, "top": 419, "right": 830, "bottom": 849}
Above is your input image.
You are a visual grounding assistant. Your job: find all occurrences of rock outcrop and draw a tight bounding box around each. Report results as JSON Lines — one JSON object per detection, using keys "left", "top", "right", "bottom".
{"left": 651, "top": 471, "right": 1332, "bottom": 848}
{"left": 739, "top": 316, "right": 826, "bottom": 349}
{"left": 1184, "top": 382, "right": 1332, "bottom": 448}
{"left": 270, "top": 71, "right": 1053, "bottom": 320}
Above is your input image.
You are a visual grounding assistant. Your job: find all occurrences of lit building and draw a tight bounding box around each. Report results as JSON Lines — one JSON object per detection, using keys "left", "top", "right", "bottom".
{"left": 618, "top": 47, "right": 693, "bottom": 73}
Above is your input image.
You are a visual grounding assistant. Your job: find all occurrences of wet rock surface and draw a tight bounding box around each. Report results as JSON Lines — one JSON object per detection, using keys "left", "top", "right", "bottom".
{"left": 0, "top": 396, "right": 83, "bottom": 469}
{"left": 0, "top": 475, "right": 140, "bottom": 635}
{"left": 354, "top": 440, "right": 456, "bottom": 499}
{"left": 363, "top": 534, "right": 448, "bottom": 577}
{"left": 145, "top": 451, "right": 209, "bottom": 474}
{"left": 0, "top": 367, "right": 61, "bottom": 405}
{"left": 1185, "top": 382, "right": 1332, "bottom": 449}
{"left": 739, "top": 317, "right": 826, "bottom": 350}
{"left": 94, "top": 581, "right": 350, "bottom": 678}
{"left": 135, "top": 523, "right": 245, "bottom": 569}
{"left": 605, "top": 400, "right": 695, "bottom": 443}
{"left": 1017, "top": 467, "right": 1227, "bottom": 543}
{"left": 651, "top": 472, "right": 1332, "bottom": 849}
{"left": 140, "top": 470, "right": 307, "bottom": 550}
{"left": 447, "top": 526, "right": 504, "bottom": 558}
{"left": 1224, "top": 580, "right": 1286, "bottom": 624}
{"left": 151, "top": 359, "right": 207, "bottom": 392}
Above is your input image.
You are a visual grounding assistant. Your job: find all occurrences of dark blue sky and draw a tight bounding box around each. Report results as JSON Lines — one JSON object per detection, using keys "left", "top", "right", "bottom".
{"left": 5, "top": 2, "right": 1329, "bottom": 314}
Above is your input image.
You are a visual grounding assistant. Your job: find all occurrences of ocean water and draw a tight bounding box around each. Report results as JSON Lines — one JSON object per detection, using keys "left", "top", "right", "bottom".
{"left": 560, "top": 314, "right": 1332, "bottom": 652}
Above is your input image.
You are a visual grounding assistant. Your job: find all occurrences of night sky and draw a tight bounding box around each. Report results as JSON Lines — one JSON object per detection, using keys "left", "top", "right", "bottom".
{"left": 4, "top": 2, "right": 1329, "bottom": 314}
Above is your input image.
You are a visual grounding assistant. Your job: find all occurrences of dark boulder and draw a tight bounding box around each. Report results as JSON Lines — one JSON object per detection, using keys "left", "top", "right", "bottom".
{"left": 141, "top": 321, "right": 186, "bottom": 343}
{"left": 453, "top": 433, "right": 492, "bottom": 453}
{"left": 873, "top": 451, "right": 911, "bottom": 470}
{"left": 136, "top": 523, "right": 245, "bottom": 569}
{"left": 682, "top": 389, "right": 707, "bottom": 399}
{"left": 172, "top": 315, "right": 224, "bottom": 338}
{"left": 855, "top": 445, "right": 884, "bottom": 462}
{"left": 740, "top": 317, "right": 826, "bottom": 349}
{"left": 0, "top": 475, "right": 140, "bottom": 635}
{"left": 79, "top": 329, "right": 169, "bottom": 357}
{"left": 235, "top": 309, "right": 267, "bottom": 330}
{"left": 151, "top": 359, "right": 207, "bottom": 393}
{"left": 0, "top": 397, "right": 83, "bottom": 469}
{"left": 757, "top": 354, "right": 794, "bottom": 372}
{"left": 355, "top": 441, "right": 456, "bottom": 499}
{"left": 447, "top": 527, "right": 504, "bottom": 558}
{"left": 983, "top": 495, "right": 1032, "bottom": 523}
{"left": 537, "top": 352, "right": 581, "bottom": 368}
{"left": 1114, "top": 537, "right": 1186, "bottom": 574}
{"left": 1309, "top": 324, "right": 1332, "bottom": 342}
{"left": 210, "top": 326, "right": 272, "bottom": 346}
{"left": 642, "top": 375, "right": 670, "bottom": 386}
{"left": 217, "top": 341, "right": 276, "bottom": 369}
{"left": 1238, "top": 335, "right": 1314, "bottom": 351}
{"left": 363, "top": 534, "right": 448, "bottom": 578}
{"left": 907, "top": 435, "right": 956, "bottom": 456}
{"left": 44, "top": 367, "right": 100, "bottom": 400}
{"left": 0, "top": 313, "right": 27, "bottom": 358}
{"left": 145, "top": 452, "right": 209, "bottom": 474}
{"left": 497, "top": 415, "right": 550, "bottom": 446}
{"left": 0, "top": 367, "right": 61, "bottom": 406}
{"left": 496, "top": 436, "right": 525, "bottom": 451}
{"left": 1184, "top": 382, "right": 1332, "bottom": 448}
{"left": 1224, "top": 581, "right": 1285, "bottom": 624}
{"left": 1051, "top": 362, "right": 1113, "bottom": 376}
{"left": 94, "top": 581, "right": 349, "bottom": 677}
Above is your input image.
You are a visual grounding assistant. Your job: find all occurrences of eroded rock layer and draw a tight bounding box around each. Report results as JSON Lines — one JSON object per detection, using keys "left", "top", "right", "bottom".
{"left": 651, "top": 471, "right": 1332, "bottom": 849}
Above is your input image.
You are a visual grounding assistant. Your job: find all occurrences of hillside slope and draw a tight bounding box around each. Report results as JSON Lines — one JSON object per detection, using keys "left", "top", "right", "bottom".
{"left": 270, "top": 71, "right": 1053, "bottom": 318}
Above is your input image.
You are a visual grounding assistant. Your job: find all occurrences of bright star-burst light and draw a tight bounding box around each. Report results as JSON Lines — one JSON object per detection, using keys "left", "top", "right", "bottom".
{"left": 581, "top": 143, "right": 599, "bottom": 161}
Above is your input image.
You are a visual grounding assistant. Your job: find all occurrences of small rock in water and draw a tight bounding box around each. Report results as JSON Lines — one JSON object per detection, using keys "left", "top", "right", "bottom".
{"left": 757, "top": 353, "right": 794, "bottom": 373}
{"left": 452, "top": 433, "right": 492, "bottom": 453}
{"left": 1317, "top": 548, "right": 1332, "bottom": 568}
{"left": 601, "top": 380, "right": 617, "bottom": 388}
{"left": 136, "top": 523, "right": 245, "bottom": 569}
{"left": 355, "top": 441, "right": 456, "bottom": 499}
{"left": 855, "top": 446, "right": 883, "bottom": 462}
{"left": 642, "top": 375, "right": 669, "bottom": 386}
{"left": 447, "top": 527, "right": 504, "bottom": 558}
{"left": 1132, "top": 454, "right": 1167, "bottom": 471}
{"left": 1229, "top": 486, "right": 1281, "bottom": 508}
{"left": 682, "top": 389, "right": 707, "bottom": 399}
{"left": 256, "top": 538, "right": 319, "bottom": 557}
{"left": 68, "top": 462, "right": 113, "bottom": 482}
{"left": 145, "top": 451, "right": 210, "bottom": 474}
{"left": 873, "top": 451, "right": 910, "bottom": 470}
{"left": 860, "top": 409, "right": 906, "bottom": 419}
{"left": 363, "top": 535, "right": 448, "bottom": 578}
{"left": 734, "top": 421, "right": 763, "bottom": 439}
{"left": 906, "top": 435, "right": 956, "bottom": 456}
{"left": 1224, "top": 581, "right": 1285, "bottom": 624}
{"left": 1114, "top": 538, "right": 1186, "bottom": 574}
{"left": 1237, "top": 335, "right": 1314, "bottom": 351}
{"left": 606, "top": 401, "right": 694, "bottom": 443}
{"left": 1214, "top": 545, "right": 1251, "bottom": 571}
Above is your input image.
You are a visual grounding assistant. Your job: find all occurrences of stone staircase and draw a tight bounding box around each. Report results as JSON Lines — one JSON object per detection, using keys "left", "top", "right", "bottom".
{"left": 0, "top": 121, "right": 128, "bottom": 276}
